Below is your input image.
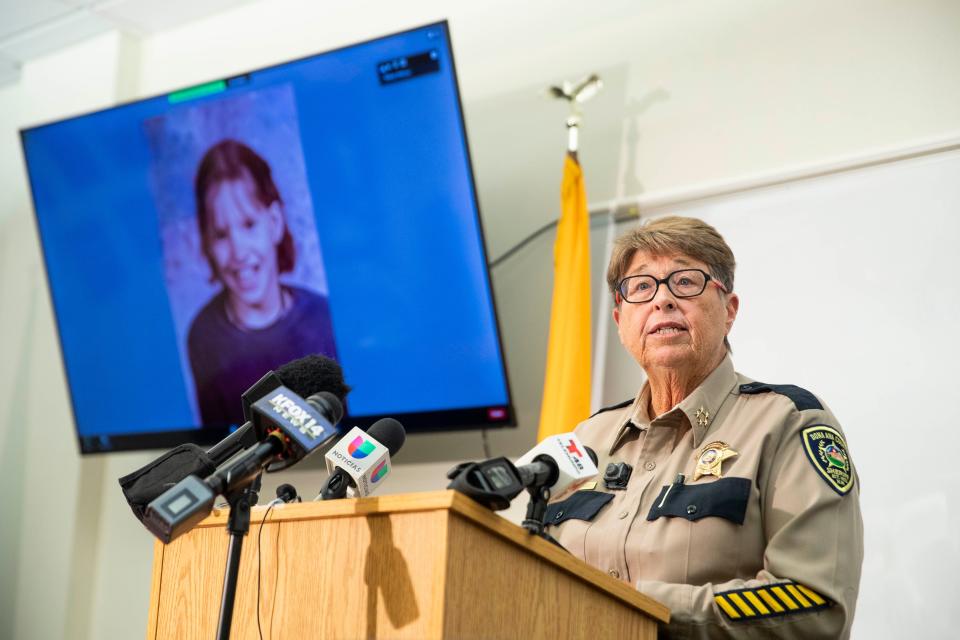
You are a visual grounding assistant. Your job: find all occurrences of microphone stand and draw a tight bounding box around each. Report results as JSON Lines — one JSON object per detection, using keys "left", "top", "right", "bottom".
{"left": 521, "top": 484, "right": 564, "bottom": 548}
{"left": 521, "top": 484, "right": 550, "bottom": 536}
{"left": 215, "top": 472, "right": 262, "bottom": 640}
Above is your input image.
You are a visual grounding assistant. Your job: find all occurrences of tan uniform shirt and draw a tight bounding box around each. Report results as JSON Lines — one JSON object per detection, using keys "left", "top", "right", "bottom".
{"left": 545, "top": 356, "right": 863, "bottom": 639}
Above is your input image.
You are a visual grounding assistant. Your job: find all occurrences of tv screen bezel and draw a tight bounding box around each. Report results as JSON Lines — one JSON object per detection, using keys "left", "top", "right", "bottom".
{"left": 20, "top": 20, "right": 516, "bottom": 454}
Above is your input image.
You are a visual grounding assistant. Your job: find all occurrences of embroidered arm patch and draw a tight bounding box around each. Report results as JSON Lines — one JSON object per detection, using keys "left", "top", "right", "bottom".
{"left": 714, "top": 581, "right": 831, "bottom": 621}
{"left": 800, "top": 425, "right": 854, "bottom": 495}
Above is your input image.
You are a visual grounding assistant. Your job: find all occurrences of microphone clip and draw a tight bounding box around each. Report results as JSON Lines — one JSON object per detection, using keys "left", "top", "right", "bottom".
{"left": 521, "top": 483, "right": 551, "bottom": 537}
{"left": 446, "top": 458, "right": 524, "bottom": 511}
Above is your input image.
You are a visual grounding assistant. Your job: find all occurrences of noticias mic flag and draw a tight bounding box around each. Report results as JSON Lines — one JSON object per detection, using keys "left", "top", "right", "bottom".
{"left": 537, "top": 153, "right": 591, "bottom": 442}
{"left": 324, "top": 426, "right": 392, "bottom": 497}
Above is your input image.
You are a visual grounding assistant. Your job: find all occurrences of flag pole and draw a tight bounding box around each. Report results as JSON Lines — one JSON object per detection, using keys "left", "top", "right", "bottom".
{"left": 536, "top": 74, "right": 603, "bottom": 442}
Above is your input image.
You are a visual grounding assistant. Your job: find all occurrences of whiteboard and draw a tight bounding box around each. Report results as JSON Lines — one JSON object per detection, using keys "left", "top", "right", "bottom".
{"left": 599, "top": 149, "right": 960, "bottom": 638}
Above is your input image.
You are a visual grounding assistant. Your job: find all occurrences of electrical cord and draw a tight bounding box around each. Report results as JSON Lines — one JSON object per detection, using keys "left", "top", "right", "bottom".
{"left": 486, "top": 208, "right": 614, "bottom": 270}
{"left": 256, "top": 501, "right": 277, "bottom": 640}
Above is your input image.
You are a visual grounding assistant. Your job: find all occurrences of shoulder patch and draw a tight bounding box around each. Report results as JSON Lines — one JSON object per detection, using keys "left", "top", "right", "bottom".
{"left": 800, "top": 425, "right": 854, "bottom": 495}
{"left": 739, "top": 382, "right": 823, "bottom": 411}
{"left": 589, "top": 398, "right": 633, "bottom": 419}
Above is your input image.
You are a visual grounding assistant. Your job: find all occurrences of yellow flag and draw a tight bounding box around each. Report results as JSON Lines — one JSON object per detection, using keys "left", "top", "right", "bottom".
{"left": 537, "top": 153, "right": 591, "bottom": 441}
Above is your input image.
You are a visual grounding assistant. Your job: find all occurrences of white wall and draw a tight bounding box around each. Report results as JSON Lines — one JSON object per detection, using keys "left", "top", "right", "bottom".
{"left": 0, "top": 31, "right": 135, "bottom": 640}
{"left": 1, "top": 0, "right": 958, "bottom": 637}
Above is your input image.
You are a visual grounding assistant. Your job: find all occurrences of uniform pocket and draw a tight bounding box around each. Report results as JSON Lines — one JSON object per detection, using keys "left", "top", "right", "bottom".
{"left": 545, "top": 490, "right": 614, "bottom": 526}
{"left": 646, "top": 477, "right": 751, "bottom": 525}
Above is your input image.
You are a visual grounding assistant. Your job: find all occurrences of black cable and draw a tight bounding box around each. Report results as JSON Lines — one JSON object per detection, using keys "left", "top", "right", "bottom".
{"left": 488, "top": 219, "right": 559, "bottom": 269}
{"left": 486, "top": 208, "right": 616, "bottom": 270}
{"left": 480, "top": 426, "right": 492, "bottom": 459}
{"left": 256, "top": 502, "right": 277, "bottom": 640}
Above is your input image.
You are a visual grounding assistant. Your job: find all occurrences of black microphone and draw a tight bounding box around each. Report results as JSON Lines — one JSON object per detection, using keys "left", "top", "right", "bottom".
{"left": 269, "top": 483, "right": 301, "bottom": 506}
{"left": 320, "top": 418, "right": 406, "bottom": 500}
{"left": 118, "top": 355, "right": 348, "bottom": 522}
{"left": 516, "top": 445, "right": 600, "bottom": 492}
{"left": 518, "top": 444, "right": 599, "bottom": 538}
{"left": 142, "top": 389, "right": 344, "bottom": 543}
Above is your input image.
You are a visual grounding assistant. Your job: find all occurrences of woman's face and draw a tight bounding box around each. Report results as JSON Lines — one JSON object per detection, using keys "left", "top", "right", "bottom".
{"left": 612, "top": 251, "right": 738, "bottom": 376}
{"left": 203, "top": 176, "right": 284, "bottom": 308}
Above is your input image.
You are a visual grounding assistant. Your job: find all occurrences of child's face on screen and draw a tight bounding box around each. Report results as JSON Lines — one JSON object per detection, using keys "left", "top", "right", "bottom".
{"left": 204, "top": 175, "right": 283, "bottom": 309}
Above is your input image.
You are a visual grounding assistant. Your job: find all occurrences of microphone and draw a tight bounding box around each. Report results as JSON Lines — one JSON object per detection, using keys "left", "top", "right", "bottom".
{"left": 142, "top": 388, "right": 343, "bottom": 543}
{"left": 446, "top": 434, "right": 599, "bottom": 511}
{"left": 118, "top": 355, "right": 348, "bottom": 522}
{"left": 319, "top": 418, "right": 406, "bottom": 500}
{"left": 268, "top": 483, "right": 301, "bottom": 506}
{"left": 515, "top": 437, "right": 599, "bottom": 536}
{"left": 513, "top": 433, "right": 599, "bottom": 496}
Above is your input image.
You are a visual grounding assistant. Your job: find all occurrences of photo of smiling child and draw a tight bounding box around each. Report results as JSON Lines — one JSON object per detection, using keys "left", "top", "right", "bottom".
{"left": 144, "top": 85, "right": 337, "bottom": 427}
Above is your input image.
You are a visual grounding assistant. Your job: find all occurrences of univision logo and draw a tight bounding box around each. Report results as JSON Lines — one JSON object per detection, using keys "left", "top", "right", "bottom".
{"left": 347, "top": 436, "right": 376, "bottom": 459}
{"left": 370, "top": 459, "right": 389, "bottom": 483}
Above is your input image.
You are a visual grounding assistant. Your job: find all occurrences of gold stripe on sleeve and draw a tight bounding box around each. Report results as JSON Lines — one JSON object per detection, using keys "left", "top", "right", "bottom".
{"left": 743, "top": 591, "right": 770, "bottom": 615}
{"left": 757, "top": 588, "right": 786, "bottom": 612}
{"left": 715, "top": 595, "right": 742, "bottom": 619}
{"left": 771, "top": 586, "right": 800, "bottom": 610}
{"left": 796, "top": 584, "right": 827, "bottom": 606}
{"left": 727, "top": 593, "right": 756, "bottom": 617}
{"left": 786, "top": 584, "right": 812, "bottom": 608}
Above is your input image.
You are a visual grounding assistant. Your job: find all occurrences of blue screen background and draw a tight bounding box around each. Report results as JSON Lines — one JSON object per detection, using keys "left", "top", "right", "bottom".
{"left": 21, "top": 23, "right": 510, "bottom": 439}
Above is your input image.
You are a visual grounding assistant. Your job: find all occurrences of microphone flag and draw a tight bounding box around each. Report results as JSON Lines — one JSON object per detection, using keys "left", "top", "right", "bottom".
{"left": 324, "top": 426, "right": 392, "bottom": 497}
{"left": 250, "top": 386, "right": 339, "bottom": 460}
{"left": 514, "top": 432, "right": 598, "bottom": 494}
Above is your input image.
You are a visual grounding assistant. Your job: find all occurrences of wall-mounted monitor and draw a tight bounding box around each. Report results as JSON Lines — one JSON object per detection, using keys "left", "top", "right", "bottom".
{"left": 21, "top": 21, "right": 514, "bottom": 454}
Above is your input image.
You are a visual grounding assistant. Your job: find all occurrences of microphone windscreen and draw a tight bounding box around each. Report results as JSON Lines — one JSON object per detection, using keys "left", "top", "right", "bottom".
{"left": 310, "top": 391, "right": 344, "bottom": 424}
{"left": 367, "top": 418, "right": 406, "bottom": 456}
{"left": 275, "top": 483, "right": 299, "bottom": 503}
{"left": 275, "top": 354, "right": 351, "bottom": 402}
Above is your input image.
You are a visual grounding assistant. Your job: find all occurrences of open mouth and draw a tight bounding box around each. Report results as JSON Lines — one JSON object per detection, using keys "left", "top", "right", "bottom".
{"left": 649, "top": 322, "right": 687, "bottom": 336}
{"left": 230, "top": 263, "right": 261, "bottom": 289}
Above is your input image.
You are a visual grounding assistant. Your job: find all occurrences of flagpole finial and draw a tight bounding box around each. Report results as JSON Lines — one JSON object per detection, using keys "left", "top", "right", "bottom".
{"left": 566, "top": 115, "right": 581, "bottom": 152}
{"left": 549, "top": 74, "right": 603, "bottom": 153}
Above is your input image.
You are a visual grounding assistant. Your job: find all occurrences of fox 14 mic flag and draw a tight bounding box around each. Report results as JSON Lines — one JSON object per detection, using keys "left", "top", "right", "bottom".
{"left": 537, "top": 153, "right": 591, "bottom": 442}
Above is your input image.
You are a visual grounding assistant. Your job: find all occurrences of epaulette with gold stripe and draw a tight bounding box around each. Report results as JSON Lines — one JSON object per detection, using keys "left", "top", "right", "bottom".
{"left": 714, "top": 581, "right": 831, "bottom": 621}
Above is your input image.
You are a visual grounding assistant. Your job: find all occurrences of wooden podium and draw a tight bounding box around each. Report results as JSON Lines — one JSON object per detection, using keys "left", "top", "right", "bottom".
{"left": 146, "top": 490, "right": 669, "bottom": 639}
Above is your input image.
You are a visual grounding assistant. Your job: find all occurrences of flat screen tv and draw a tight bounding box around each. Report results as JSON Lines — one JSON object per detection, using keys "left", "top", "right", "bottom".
{"left": 20, "top": 21, "right": 514, "bottom": 454}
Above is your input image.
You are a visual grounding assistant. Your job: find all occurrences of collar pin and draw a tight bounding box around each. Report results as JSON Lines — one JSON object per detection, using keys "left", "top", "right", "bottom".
{"left": 695, "top": 406, "right": 710, "bottom": 428}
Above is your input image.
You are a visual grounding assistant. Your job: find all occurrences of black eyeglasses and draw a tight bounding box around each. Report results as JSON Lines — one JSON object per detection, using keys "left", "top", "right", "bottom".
{"left": 617, "top": 269, "right": 728, "bottom": 304}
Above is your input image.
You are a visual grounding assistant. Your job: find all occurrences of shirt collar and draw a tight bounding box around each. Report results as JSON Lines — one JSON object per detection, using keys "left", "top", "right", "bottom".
{"left": 608, "top": 354, "right": 739, "bottom": 454}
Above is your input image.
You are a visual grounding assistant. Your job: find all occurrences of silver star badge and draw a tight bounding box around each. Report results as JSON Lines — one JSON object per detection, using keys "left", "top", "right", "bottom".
{"left": 695, "top": 407, "right": 710, "bottom": 428}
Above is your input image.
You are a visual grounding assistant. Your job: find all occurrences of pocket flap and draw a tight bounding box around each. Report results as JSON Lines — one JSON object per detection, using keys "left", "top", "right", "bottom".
{"left": 646, "top": 477, "right": 751, "bottom": 524}
{"left": 546, "top": 490, "right": 614, "bottom": 525}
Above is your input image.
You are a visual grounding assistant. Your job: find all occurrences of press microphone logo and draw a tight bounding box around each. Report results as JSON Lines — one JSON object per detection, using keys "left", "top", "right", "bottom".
{"left": 267, "top": 392, "right": 326, "bottom": 439}
{"left": 370, "top": 459, "right": 389, "bottom": 483}
{"left": 347, "top": 436, "right": 376, "bottom": 459}
{"left": 562, "top": 438, "right": 586, "bottom": 472}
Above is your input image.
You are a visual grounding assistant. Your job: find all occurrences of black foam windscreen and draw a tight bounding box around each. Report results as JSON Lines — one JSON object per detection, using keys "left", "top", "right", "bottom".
{"left": 310, "top": 391, "right": 344, "bottom": 424}
{"left": 275, "top": 483, "right": 299, "bottom": 503}
{"left": 367, "top": 417, "right": 406, "bottom": 456}
{"left": 276, "top": 354, "right": 351, "bottom": 403}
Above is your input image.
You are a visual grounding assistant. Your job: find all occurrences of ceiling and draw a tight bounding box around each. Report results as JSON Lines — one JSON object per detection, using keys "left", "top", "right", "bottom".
{"left": 0, "top": 0, "right": 254, "bottom": 86}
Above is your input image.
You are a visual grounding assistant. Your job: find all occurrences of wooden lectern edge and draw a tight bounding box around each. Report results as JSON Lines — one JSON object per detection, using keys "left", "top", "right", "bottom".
{"left": 145, "top": 540, "right": 165, "bottom": 640}
{"left": 189, "top": 489, "right": 670, "bottom": 624}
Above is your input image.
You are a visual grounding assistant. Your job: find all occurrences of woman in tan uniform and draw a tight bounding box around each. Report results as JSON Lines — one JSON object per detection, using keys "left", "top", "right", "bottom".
{"left": 544, "top": 216, "right": 862, "bottom": 638}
